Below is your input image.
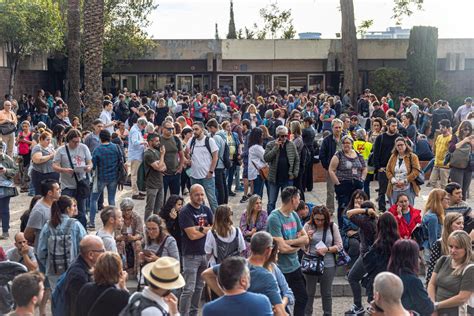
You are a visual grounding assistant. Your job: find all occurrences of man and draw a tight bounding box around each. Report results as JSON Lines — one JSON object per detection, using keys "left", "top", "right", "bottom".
{"left": 144, "top": 133, "right": 166, "bottom": 220}
{"left": 372, "top": 272, "right": 414, "bottom": 316}
{"left": 202, "top": 257, "right": 273, "bottom": 316}
{"left": 405, "top": 97, "right": 419, "bottom": 123}
{"left": 51, "top": 107, "right": 70, "bottom": 130}
{"left": 89, "top": 129, "right": 122, "bottom": 228}
{"left": 264, "top": 126, "right": 299, "bottom": 213}
{"left": 206, "top": 118, "right": 228, "bottom": 205}
{"left": 0, "top": 100, "right": 18, "bottom": 157}
{"left": 430, "top": 100, "right": 453, "bottom": 139}
{"left": 179, "top": 184, "right": 213, "bottom": 316}
{"left": 168, "top": 91, "right": 178, "bottom": 115}
{"left": 318, "top": 118, "right": 344, "bottom": 213}
{"left": 239, "top": 119, "right": 252, "bottom": 203}
{"left": 6, "top": 232, "right": 38, "bottom": 271}
{"left": 185, "top": 121, "right": 219, "bottom": 212}
{"left": 129, "top": 117, "right": 148, "bottom": 199}
{"left": 62, "top": 235, "right": 105, "bottom": 316}
{"left": 342, "top": 89, "right": 351, "bottom": 109}
{"left": 96, "top": 206, "right": 123, "bottom": 252}
{"left": 371, "top": 101, "right": 387, "bottom": 120}
{"left": 24, "top": 179, "right": 61, "bottom": 250}
{"left": 373, "top": 118, "right": 401, "bottom": 212}
{"left": 127, "top": 257, "right": 184, "bottom": 315}
{"left": 454, "top": 97, "right": 473, "bottom": 123}
{"left": 115, "top": 94, "right": 130, "bottom": 123}
{"left": 100, "top": 100, "right": 116, "bottom": 133}
{"left": 176, "top": 116, "right": 190, "bottom": 131}
{"left": 202, "top": 232, "right": 287, "bottom": 316}
{"left": 429, "top": 119, "right": 452, "bottom": 189}
{"left": 160, "top": 120, "right": 184, "bottom": 200}
{"left": 266, "top": 186, "right": 309, "bottom": 316}
{"left": 128, "top": 93, "right": 141, "bottom": 126}
{"left": 53, "top": 128, "right": 92, "bottom": 227}
{"left": 445, "top": 182, "right": 472, "bottom": 233}
{"left": 10, "top": 271, "right": 45, "bottom": 316}
{"left": 84, "top": 119, "right": 104, "bottom": 155}
{"left": 191, "top": 93, "right": 204, "bottom": 122}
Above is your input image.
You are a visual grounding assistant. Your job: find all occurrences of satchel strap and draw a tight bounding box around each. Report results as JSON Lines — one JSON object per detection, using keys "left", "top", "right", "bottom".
{"left": 64, "top": 145, "right": 80, "bottom": 184}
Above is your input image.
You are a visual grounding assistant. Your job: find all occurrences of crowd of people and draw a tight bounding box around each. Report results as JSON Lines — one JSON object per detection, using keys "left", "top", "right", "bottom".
{"left": 0, "top": 87, "right": 473, "bottom": 316}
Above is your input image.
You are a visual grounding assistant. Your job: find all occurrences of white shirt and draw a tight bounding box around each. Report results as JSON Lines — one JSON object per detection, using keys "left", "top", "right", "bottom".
{"left": 132, "top": 287, "right": 180, "bottom": 316}
{"left": 204, "top": 227, "right": 246, "bottom": 266}
{"left": 186, "top": 136, "right": 218, "bottom": 179}
{"left": 99, "top": 110, "right": 114, "bottom": 133}
{"left": 248, "top": 144, "right": 266, "bottom": 181}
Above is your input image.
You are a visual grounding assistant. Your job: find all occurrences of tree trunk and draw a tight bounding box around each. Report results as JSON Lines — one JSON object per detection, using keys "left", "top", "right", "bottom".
{"left": 8, "top": 56, "right": 19, "bottom": 97}
{"left": 66, "top": 0, "right": 82, "bottom": 119}
{"left": 82, "top": 0, "right": 104, "bottom": 130}
{"left": 340, "top": 0, "right": 359, "bottom": 110}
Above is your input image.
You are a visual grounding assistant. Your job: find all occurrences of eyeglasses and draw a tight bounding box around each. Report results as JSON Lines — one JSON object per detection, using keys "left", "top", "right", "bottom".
{"left": 166, "top": 128, "right": 174, "bottom": 131}
{"left": 90, "top": 249, "right": 105, "bottom": 253}
{"left": 146, "top": 227, "right": 159, "bottom": 231}
{"left": 278, "top": 135, "right": 288, "bottom": 138}
{"left": 314, "top": 218, "right": 325, "bottom": 222}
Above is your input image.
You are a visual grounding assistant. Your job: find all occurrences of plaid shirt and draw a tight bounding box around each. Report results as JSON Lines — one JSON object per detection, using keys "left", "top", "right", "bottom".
{"left": 92, "top": 143, "right": 121, "bottom": 182}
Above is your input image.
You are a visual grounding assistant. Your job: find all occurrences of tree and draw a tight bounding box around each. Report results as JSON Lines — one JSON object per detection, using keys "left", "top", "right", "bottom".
{"left": 82, "top": 0, "right": 105, "bottom": 129}
{"left": 215, "top": 23, "right": 220, "bottom": 40}
{"left": 406, "top": 26, "right": 438, "bottom": 98}
{"left": 392, "top": 0, "right": 424, "bottom": 24}
{"left": 357, "top": 19, "right": 373, "bottom": 38}
{"left": 227, "top": 0, "right": 237, "bottom": 39}
{"left": 259, "top": 3, "right": 296, "bottom": 39}
{"left": 369, "top": 67, "right": 408, "bottom": 97}
{"left": 0, "top": 0, "right": 63, "bottom": 96}
{"left": 66, "top": 0, "right": 82, "bottom": 119}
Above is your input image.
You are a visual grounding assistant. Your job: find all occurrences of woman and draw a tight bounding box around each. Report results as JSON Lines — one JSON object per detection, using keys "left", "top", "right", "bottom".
{"left": 290, "top": 120, "right": 307, "bottom": 200}
{"left": 353, "top": 128, "right": 373, "bottom": 198}
{"left": 20, "top": 195, "right": 42, "bottom": 232}
{"left": 75, "top": 252, "right": 130, "bottom": 316}
{"left": 368, "top": 118, "right": 384, "bottom": 143}
{"left": 264, "top": 240, "right": 295, "bottom": 314}
{"left": 329, "top": 135, "right": 367, "bottom": 225}
{"left": 16, "top": 120, "right": 33, "bottom": 192}
{"left": 205, "top": 205, "right": 246, "bottom": 266}
{"left": 303, "top": 205, "right": 343, "bottom": 316}
{"left": 0, "top": 147, "right": 18, "bottom": 239}
{"left": 51, "top": 123, "right": 65, "bottom": 149}
{"left": 116, "top": 121, "right": 129, "bottom": 148}
{"left": 422, "top": 189, "right": 447, "bottom": 262}
{"left": 388, "top": 239, "right": 434, "bottom": 316}
{"left": 419, "top": 98, "right": 433, "bottom": 134}
{"left": 139, "top": 214, "right": 179, "bottom": 263}
{"left": 155, "top": 98, "right": 169, "bottom": 127}
{"left": 242, "top": 104, "right": 262, "bottom": 128}
{"left": 426, "top": 213, "right": 464, "bottom": 286}
{"left": 259, "top": 124, "right": 274, "bottom": 149}
{"left": 159, "top": 195, "right": 184, "bottom": 256}
{"left": 180, "top": 127, "right": 193, "bottom": 195}
{"left": 30, "top": 131, "right": 59, "bottom": 195}
{"left": 115, "top": 198, "right": 143, "bottom": 278}
{"left": 239, "top": 195, "right": 268, "bottom": 257}
{"left": 427, "top": 230, "right": 473, "bottom": 316}
{"left": 401, "top": 112, "right": 417, "bottom": 144}
{"left": 341, "top": 190, "right": 367, "bottom": 268}
{"left": 388, "top": 193, "right": 422, "bottom": 240}
{"left": 448, "top": 120, "right": 473, "bottom": 200}
{"left": 386, "top": 137, "right": 421, "bottom": 205}
{"left": 38, "top": 196, "right": 85, "bottom": 288}
{"left": 345, "top": 201, "right": 378, "bottom": 315}
{"left": 248, "top": 127, "right": 266, "bottom": 197}
{"left": 71, "top": 116, "right": 82, "bottom": 130}
{"left": 387, "top": 93, "right": 394, "bottom": 110}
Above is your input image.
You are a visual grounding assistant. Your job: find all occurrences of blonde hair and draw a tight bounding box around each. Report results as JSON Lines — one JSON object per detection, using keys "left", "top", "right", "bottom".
{"left": 247, "top": 104, "right": 257, "bottom": 114}
{"left": 423, "top": 188, "right": 446, "bottom": 224}
{"left": 441, "top": 213, "right": 464, "bottom": 255}
{"left": 245, "top": 195, "right": 262, "bottom": 227}
{"left": 212, "top": 205, "right": 233, "bottom": 238}
{"left": 448, "top": 230, "right": 472, "bottom": 275}
{"left": 290, "top": 120, "right": 301, "bottom": 136}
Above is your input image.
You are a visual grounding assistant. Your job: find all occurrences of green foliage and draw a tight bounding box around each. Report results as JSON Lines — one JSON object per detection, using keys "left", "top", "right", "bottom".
{"left": 357, "top": 19, "right": 373, "bottom": 38}
{"left": 102, "top": 0, "right": 157, "bottom": 71}
{"left": 227, "top": 0, "right": 237, "bottom": 39}
{"left": 258, "top": 3, "right": 296, "bottom": 39}
{"left": 432, "top": 80, "right": 465, "bottom": 110}
{"left": 392, "top": 0, "right": 424, "bottom": 24}
{"left": 406, "top": 26, "right": 438, "bottom": 99}
{"left": 0, "top": 0, "right": 64, "bottom": 57}
{"left": 215, "top": 23, "right": 220, "bottom": 40}
{"left": 369, "top": 67, "right": 408, "bottom": 97}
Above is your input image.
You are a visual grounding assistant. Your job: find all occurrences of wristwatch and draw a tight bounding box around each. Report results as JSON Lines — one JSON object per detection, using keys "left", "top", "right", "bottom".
{"left": 208, "top": 170, "right": 214, "bottom": 174}
{"left": 198, "top": 226, "right": 204, "bottom": 233}
{"left": 434, "top": 302, "right": 439, "bottom": 311}
{"left": 365, "top": 207, "right": 369, "bottom": 215}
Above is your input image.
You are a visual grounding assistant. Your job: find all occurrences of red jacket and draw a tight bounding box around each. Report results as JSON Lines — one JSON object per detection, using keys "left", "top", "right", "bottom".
{"left": 388, "top": 204, "right": 422, "bottom": 239}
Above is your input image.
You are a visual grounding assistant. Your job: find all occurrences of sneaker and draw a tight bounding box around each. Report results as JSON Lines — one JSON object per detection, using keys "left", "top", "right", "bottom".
{"left": 132, "top": 194, "right": 145, "bottom": 200}
{"left": 0, "top": 232, "right": 9, "bottom": 240}
{"left": 240, "top": 195, "right": 249, "bottom": 203}
{"left": 87, "top": 223, "right": 95, "bottom": 230}
{"left": 236, "top": 186, "right": 244, "bottom": 192}
{"left": 229, "top": 191, "right": 236, "bottom": 197}
{"left": 344, "top": 304, "right": 365, "bottom": 315}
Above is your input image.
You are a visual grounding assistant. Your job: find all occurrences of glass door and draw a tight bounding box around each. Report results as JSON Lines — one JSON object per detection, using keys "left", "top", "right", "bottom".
{"left": 218, "top": 75, "right": 234, "bottom": 93}
{"left": 272, "top": 75, "right": 288, "bottom": 93}
{"left": 121, "top": 75, "right": 137, "bottom": 92}
{"left": 308, "top": 74, "right": 325, "bottom": 93}
{"left": 176, "top": 74, "right": 193, "bottom": 92}
{"left": 235, "top": 75, "right": 252, "bottom": 93}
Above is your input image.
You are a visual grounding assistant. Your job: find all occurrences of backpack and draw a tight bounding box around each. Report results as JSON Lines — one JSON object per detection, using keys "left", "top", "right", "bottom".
{"left": 47, "top": 218, "right": 75, "bottom": 275}
{"left": 137, "top": 161, "right": 147, "bottom": 192}
{"left": 189, "top": 136, "right": 212, "bottom": 158}
{"left": 119, "top": 292, "right": 169, "bottom": 316}
{"left": 211, "top": 229, "right": 241, "bottom": 264}
{"left": 216, "top": 134, "right": 232, "bottom": 169}
{"left": 51, "top": 272, "right": 67, "bottom": 316}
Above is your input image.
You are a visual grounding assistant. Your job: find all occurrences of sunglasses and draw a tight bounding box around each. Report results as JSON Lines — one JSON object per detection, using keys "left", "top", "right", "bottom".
{"left": 278, "top": 135, "right": 288, "bottom": 139}
{"left": 166, "top": 128, "right": 174, "bottom": 131}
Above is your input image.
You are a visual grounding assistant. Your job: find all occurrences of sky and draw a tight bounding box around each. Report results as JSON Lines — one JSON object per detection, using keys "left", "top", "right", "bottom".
{"left": 146, "top": 0, "right": 474, "bottom": 39}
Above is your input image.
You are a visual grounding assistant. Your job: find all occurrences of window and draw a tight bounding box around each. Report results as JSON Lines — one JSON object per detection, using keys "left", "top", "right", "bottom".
{"left": 289, "top": 74, "right": 307, "bottom": 92}
{"left": 121, "top": 75, "right": 137, "bottom": 92}
{"left": 308, "top": 74, "right": 325, "bottom": 93}
{"left": 156, "top": 74, "right": 175, "bottom": 91}
{"left": 254, "top": 74, "right": 271, "bottom": 94}
{"left": 176, "top": 75, "right": 193, "bottom": 92}
{"left": 218, "top": 75, "right": 234, "bottom": 93}
{"left": 272, "top": 75, "right": 288, "bottom": 93}
{"left": 138, "top": 74, "right": 157, "bottom": 94}
{"left": 236, "top": 75, "right": 252, "bottom": 93}
{"left": 103, "top": 74, "right": 120, "bottom": 95}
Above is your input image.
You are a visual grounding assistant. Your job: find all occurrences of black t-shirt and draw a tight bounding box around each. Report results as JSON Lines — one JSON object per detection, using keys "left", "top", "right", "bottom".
{"left": 76, "top": 283, "right": 129, "bottom": 316}
{"left": 276, "top": 142, "right": 290, "bottom": 183}
{"left": 179, "top": 203, "right": 214, "bottom": 256}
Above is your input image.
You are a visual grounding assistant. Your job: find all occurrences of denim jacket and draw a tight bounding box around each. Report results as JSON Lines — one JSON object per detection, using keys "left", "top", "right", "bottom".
{"left": 37, "top": 214, "right": 87, "bottom": 276}
{"left": 422, "top": 211, "right": 441, "bottom": 250}
{"left": 270, "top": 263, "right": 295, "bottom": 306}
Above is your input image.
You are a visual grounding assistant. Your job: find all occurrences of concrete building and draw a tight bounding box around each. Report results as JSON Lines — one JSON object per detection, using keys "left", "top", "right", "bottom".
{"left": 363, "top": 27, "right": 411, "bottom": 39}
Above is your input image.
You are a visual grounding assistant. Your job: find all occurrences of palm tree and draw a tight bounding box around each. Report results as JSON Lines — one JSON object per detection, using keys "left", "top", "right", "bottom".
{"left": 82, "top": 0, "right": 105, "bottom": 130}
{"left": 66, "top": 0, "right": 81, "bottom": 119}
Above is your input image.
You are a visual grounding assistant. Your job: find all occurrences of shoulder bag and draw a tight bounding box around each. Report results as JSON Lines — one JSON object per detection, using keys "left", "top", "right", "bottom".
{"left": 409, "top": 153, "right": 425, "bottom": 186}
{"left": 251, "top": 160, "right": 269, "bottom": 180}
{"left": 65, "top": 145, "right": 90, "bottom": 199}
{"left": 114, "top": 144, "right": 128, "bottom": 185}
{"left": 330, "top": 223, "right": 351, "bottom": 266}
{"left": 449, "top": 143, "right": 470, "bottom": 169}
{"left": 301, "top": 227, "right": 326, "bottom": 276}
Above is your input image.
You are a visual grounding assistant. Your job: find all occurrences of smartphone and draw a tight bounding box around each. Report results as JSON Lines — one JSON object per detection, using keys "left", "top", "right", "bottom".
{"left": 143, "top": 249, "right": 153, "bottom": 256}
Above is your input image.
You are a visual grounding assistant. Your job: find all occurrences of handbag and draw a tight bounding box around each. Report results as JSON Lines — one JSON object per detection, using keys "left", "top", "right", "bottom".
{"left": 329, "top": 223, "right": 351, "bottom": 266}
{"left": 0, "top": 122, "right": 16, "bottom": 135}
{"left": 64, "top": 145, "right": 90, "bottom": 199}
{"left": 409, "top": 154, "right": 424, "bottom": 186}
{"left": 449, "top": 144, "right": 470, "bottom": 169}
{"left": 114, "top": 144, "right": 128, "bottom": 185}
{"left": 251, "top": 160, "right": 269, "bottom": 181}
{"left": 301, "top": 227, "right": 327, "bottom": 275}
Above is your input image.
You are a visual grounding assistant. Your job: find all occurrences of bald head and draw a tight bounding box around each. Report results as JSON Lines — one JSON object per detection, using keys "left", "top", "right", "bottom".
{"left": 374, "top": 272, "right": 404, "bottom": 305}
{"left": 3, "top": 100, "right": 11, "bottom": 108}
{"left": 189, "top": 184, "right": 205, "bottom": 207}
{"left": 79, "top": 235, "right": 104, "bottom": 256}
{"left": 190, "top": 184, "right": 204, "bottom": 195}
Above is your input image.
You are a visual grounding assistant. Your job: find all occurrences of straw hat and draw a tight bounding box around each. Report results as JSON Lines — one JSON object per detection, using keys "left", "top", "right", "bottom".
{"left": 141, "top": 257, "right": 185, "bottom": 290}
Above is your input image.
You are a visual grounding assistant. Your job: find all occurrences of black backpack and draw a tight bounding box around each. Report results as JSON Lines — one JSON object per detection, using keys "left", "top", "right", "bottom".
{"left": 190, "top": 136, "right": 212, "bottom": 157}
{"left": 216, "top": 134, "right": 232, "bottom": 169}
{"left": 119, "top": 293, "right": 169, "bottom": 316}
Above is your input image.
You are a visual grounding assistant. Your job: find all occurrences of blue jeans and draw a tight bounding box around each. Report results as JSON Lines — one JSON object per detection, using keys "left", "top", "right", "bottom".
{"left": 163, "top": 173, "right": 181, "bottom": 201}
{"left": 62, "top": 188, "right": 87, "bottom": 228}
{"left": 423, "top": 158, "right": 435, "bottom": 174}
{"left": 89, "top": 180, "right": 118, "bottom": 226}
{"left": 179, "top": 254, "right": 207, "bottom": 316}
{"left": 0, "top": 197, "right": 11, "bottom": 233}
{"left": 267, "top": 180, "right": 293, "bottom": 213}
{"left": 190, "top": 177, "right": 218, "bottom": 212}
{"left": 253, "top": 175, "right": 264, "bottom": 198}
{"left": 227, "top": 163, "right": 237, "bottom": 192}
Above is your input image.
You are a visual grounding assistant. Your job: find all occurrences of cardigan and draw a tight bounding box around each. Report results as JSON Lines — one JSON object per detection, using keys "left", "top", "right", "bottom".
{"left": 386, "top": 152, "right": 421, "bottom": 197}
